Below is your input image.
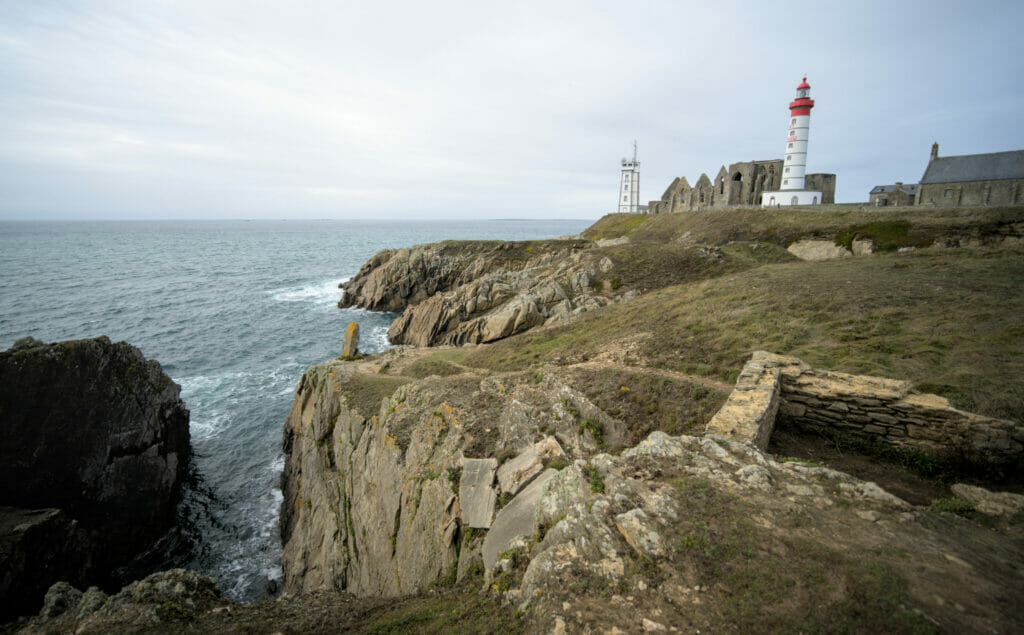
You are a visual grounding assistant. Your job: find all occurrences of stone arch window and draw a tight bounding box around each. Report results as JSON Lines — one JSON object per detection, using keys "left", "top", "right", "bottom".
{"left": 719, "top": 181, "right": 724, "bottom": 194}
{"left": 733, "top": 172, "right": 742, "bottom": 182}
{"left": 699, "top": 191, "right": 705, "bottom": 203}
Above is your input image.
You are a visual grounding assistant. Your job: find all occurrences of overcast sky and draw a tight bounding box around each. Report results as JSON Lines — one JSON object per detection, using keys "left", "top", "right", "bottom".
{"left": 2, "top": 1, "right": 1022, "bottom": 220}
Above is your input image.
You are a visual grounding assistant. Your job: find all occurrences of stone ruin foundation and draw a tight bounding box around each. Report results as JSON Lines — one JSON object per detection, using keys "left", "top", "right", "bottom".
{"left": 707, "top": 351, "right": 1023, "bottom": 468}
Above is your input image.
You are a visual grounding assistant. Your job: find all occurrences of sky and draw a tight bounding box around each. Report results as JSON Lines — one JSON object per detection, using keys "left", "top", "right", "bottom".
{"left": 1, "top": 0, "right": 1023, "bottom": 220}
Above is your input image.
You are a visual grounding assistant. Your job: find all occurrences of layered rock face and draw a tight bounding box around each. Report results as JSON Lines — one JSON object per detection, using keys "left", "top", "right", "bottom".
{"left": 279, "top": 353, "right": 624, "bottom": 597}
{"left": 0, "top": 336, "right": 190, "bottom": 618}
{"left": 340, "top": 240, "right": 630, "bottom": 347}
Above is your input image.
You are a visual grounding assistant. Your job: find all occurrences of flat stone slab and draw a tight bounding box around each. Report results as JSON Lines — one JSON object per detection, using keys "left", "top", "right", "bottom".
{"left": 496, "top": 437, "right": 565, "bottom": 496}
{"left": 482, "top": 468, "right": 558, "bottom": 571}
{"left": 459, "top": 458, "right": 497, "bottom": 529}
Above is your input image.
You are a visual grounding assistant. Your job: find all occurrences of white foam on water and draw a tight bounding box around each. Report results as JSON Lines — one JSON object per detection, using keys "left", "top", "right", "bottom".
{"left": 368, "top": 323, "right": 391, "bottom": 354}
{"left": 269, "top": 278, "right": 347, "bottom": 305}
{"left": 186, "top": 411, "right": 231, "bottom": 442}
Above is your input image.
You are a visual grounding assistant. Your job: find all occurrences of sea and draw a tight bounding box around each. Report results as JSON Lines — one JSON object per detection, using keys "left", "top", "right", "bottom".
{"left": 0, "top": 218, "right": 592, "bottom": 601}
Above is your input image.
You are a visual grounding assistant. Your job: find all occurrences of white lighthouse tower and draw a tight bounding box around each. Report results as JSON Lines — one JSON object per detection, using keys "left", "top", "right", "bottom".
{"left": 618, "top": 141, "right": 640, "bottom": 213}
{"left": 762, "top": 77, "right": 822, "bottom": 207}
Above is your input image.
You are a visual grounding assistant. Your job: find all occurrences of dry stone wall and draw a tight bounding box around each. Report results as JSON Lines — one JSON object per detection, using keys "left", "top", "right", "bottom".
{"left": 709, "top": 351, "right": 1022, "bottom": 464}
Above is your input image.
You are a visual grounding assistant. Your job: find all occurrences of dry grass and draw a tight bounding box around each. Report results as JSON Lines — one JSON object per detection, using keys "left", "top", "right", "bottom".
{"left": 584, "top": 206, "right": 1024, "bottom": 247}
{"left": 462, "top": 246, "right": 1024, "bottom": 423}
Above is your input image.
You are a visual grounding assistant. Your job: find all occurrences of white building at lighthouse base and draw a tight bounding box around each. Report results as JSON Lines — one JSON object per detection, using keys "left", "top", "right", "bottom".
{"left": 760, "top": 190, "right": 822, "bottom": 207}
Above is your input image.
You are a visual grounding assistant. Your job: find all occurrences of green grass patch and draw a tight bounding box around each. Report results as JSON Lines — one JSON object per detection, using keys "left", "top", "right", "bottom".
{"left": 406, "top": 357, "right": 465, "bottom": 379}
{"left": 663, "top": 476, "right": 934, "bottom": 633}
{"left": 363, "top": 585, "right": 524, "bottom": 634}
{"left": 583, "top": 463, "right": 605, "bottom": 493}
{"left": 578, "top": 418, "right": 605, "bottom": 448}
{"left": 835, "top": 220, "right": 917, "bottom": 251}
{"left": 564, "top": 368, "right": 727, "bottom": 445}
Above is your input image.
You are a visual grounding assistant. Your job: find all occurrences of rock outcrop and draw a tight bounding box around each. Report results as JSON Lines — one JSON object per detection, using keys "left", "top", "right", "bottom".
{"left": 339, "top": 240, "right": 632, "bottom": 347}
{"left": 0, "top": 336, "right": 190, "bottom": 619}
{"left": 279, "top": 353, "right": 626, "bottom": 598}
{"left": 15, "top": 569, "right": 225, "bottom": 634}
{"left": 278, "top": 347, "right": 1024, "bottom": 633}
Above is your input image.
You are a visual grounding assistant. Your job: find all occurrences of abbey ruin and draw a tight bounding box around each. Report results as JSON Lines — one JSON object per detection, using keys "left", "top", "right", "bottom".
{"left": 646, "top": 159, "right": 836, "bottom": 213}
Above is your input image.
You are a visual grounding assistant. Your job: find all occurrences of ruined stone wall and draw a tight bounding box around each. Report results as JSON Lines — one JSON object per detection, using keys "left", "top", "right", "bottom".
{"left": 647, "top": 160, "right": 834, "bottom": 213}
{"left": 805, "top": 173, "right": 837, "bottom": 204}
{"left": 708, "top": 352, "right": 1022, "bottom": 464}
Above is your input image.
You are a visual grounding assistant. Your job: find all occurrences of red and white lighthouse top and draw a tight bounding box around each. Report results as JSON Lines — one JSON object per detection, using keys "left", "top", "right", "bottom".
{"left": 789, "top": 77, "right": 814, "bottom": 116}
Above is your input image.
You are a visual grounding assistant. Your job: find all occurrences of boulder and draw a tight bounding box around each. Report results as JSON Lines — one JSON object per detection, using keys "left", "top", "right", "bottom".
{"left": 786, "top": 239, "right": 851, "bottom": 261}
{"left": 0, "top": 336, "right": 190, "bottom": 619}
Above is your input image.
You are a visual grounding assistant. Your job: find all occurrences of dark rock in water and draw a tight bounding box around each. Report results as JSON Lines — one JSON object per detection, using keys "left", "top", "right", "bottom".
{"left": 0, "top": 336, "right": 190, "bottom": 620}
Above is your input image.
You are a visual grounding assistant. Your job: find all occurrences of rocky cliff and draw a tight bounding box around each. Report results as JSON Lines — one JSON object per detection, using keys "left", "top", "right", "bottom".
{"left": 278, "top": 345, "right": 1024, "bottom": 632}
{"left": 0, "top": 336, "right": 190, "bottom": 619}
{"left": 279, "top": 348, "right": 631, "bottom": 597}
{"left": 339, "top": 239, "right": 636, "bottom": 347}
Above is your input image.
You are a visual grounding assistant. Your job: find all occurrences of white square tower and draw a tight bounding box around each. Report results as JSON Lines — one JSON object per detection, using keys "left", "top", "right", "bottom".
{"left": 618, "top": 141, "right": 640, "bottom": 213}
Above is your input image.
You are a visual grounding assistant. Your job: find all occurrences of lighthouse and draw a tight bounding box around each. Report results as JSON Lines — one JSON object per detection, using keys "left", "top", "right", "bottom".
{"left": 762, "top": 77, "right": 823, "bottom": 207}
{"left": 618, "top": 141, "right": 640, "bottom": 213}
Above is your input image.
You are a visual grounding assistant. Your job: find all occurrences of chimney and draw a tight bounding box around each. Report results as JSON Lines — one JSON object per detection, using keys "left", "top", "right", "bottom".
{"left": 930, "top": 142, "right": 939, "bottom": 162}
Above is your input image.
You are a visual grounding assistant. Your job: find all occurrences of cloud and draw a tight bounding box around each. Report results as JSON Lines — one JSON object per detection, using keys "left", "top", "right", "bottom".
{"left": 1, "top": 1, "right": 1023, "bottom": 219}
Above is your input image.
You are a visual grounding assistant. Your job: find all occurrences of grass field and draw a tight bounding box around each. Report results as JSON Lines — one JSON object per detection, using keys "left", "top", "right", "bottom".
{"left": 449, "top": 245, "right": 1024, "bottom": 424}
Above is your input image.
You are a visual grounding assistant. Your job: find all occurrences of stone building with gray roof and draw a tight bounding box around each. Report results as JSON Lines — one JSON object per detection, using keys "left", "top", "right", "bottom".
{"left": 916, "top": 143, "right": 1024, "bottom": 206}
{"left": 869, "top": 182, "right": 917, "bottom": 206}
